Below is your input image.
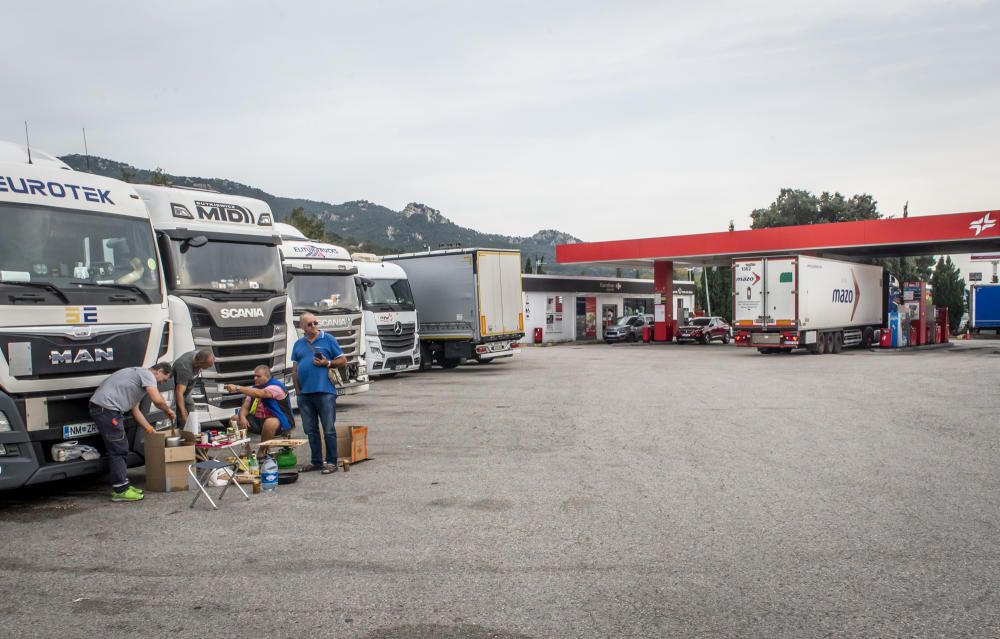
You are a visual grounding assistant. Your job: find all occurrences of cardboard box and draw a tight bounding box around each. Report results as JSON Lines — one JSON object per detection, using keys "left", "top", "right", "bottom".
{"left": 144, "top": 430, "right": 196, "bottom": 492}
{"left": 335, "top": 425, "right": 369, "bottom": 463}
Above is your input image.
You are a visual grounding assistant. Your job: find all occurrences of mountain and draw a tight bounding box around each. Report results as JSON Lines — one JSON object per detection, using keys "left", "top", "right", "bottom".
{"left": 60, "top": 154, "right": 616, "bottom": 275}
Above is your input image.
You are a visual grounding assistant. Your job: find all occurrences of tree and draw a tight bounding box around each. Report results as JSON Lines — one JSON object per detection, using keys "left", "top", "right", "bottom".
{"left": 150, "top": 167, "right": 169, "bottom": 185}
{"left": 882, "top": 256, "right": 935, "bottom": 285}
{"left": 120, "top": 168, "right": 136, "bottom": 183}
{"left": 930, "top": 256, "right": 966, "bottom": 331}
{"left": 524, "top": 257, "right": 533, "bottom": 274}
{"left": 695, "top": 267, "right": 732, "bottom": 322}
{"left": 286, "top": 207, "right": 326, "bottom": 240}
{"left": 750, "top": 189, "right": 879, "bottom": 229}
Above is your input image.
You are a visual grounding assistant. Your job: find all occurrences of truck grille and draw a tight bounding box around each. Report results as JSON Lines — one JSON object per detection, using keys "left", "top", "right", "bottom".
{"left": 377, "top": 322, "right": 416, "bottom": 352}
{"left": 210, "top": 325, "right": 274, "bottom": 341}
{"left": 187, "top": 303, "right": 288, "bottom": 385}
{"left": 214, "top": 342, "right": 273, "bottom": 358}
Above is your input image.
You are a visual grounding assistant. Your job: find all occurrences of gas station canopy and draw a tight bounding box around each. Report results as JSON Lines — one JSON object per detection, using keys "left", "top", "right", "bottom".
{"left": 556, "top": 210, "right": 1000, "bottom": 268}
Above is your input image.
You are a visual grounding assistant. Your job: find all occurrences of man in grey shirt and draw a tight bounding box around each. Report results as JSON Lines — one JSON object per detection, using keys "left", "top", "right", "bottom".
{"left": 172, "top": 349, "right": 215, "bottom": 427}
{"left": 89, "top": 363, "right": 175, "bottom": 502}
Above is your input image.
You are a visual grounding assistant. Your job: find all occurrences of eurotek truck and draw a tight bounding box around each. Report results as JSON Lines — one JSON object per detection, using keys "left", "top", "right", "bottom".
{"left": 276, "top": 223, "right": 369, "bottom": 394}
{"left": 352, "top": 255, "right": 422, "bottom": 376}
{"left": 0, "top": 142, "right": 170, "bottom": 489}
{"left": 969, "top": 284, "right": 1000, "bottom": 334}
{"left": 732, "top": 255, "right": 885, "bottom": 354}
{"left": 384, "top": 248, "right": 524, "bottom": 368}
{"left": 134, "top": 185, "right": 294, "bottom": 417}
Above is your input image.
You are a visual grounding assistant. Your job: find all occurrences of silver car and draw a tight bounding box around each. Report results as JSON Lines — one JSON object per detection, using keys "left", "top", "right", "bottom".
{"left": 604, "top": 314, "right": 654, "bottom": 343}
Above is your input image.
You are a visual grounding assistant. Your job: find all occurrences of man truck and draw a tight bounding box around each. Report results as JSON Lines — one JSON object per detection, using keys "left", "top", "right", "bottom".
{"left": 134, "top": 185, "right": 294, "bottom": 418}
{"left": 276, "top": 223, "right": 369, "bottom": 394}
{"left": 353, "top": 255, "right": 422, "bottom": 376}
{"left": 732, "top": 255, "right": 885, "bottom": 354}
{"left": 0, "top": 142, "right": 170, "bottom": 489}
{"left": 384, "top": 248, "right": 524, "bottom": 368}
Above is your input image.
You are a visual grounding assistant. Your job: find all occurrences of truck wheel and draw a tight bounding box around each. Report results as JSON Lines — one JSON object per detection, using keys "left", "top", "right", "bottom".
{"left": 419, "top": 343, "right": 433, "bottom": 371}
{"left": 862, "top": 327, "right": 875, "bottom": 348}
{"left": 807, "top": 341, "right": 821, "bottom": 354}
{"left": 440, "top": 358, "right": 461, "bottom": 369}
{"left": 817, "top": 333, "right": 827, "bottom": 354}
{"left": 832, "top": 332, "right": 843, "bottom": 354}
{"left": 823, "top": 332, "right": 835, "bottom": 354}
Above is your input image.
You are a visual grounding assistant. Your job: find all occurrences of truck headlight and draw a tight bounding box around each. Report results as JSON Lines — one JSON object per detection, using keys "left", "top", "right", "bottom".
{"left": 0, "top": 411, "right": 11, "bottom": 432}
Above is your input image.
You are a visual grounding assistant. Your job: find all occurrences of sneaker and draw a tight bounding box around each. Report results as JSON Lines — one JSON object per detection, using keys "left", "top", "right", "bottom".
{"left": 111, "top": 486, "right": 145, "bottom": 502}
{"left": 321, "top": 463, "right": 338, "bottom": 475}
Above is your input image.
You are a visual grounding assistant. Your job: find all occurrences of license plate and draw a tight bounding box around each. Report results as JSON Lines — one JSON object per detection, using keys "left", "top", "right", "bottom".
{"left": 63, "top": 422, "right": 98, "bottom": 439}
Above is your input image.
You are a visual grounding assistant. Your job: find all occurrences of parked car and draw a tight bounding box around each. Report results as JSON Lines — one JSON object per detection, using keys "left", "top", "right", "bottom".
{"left": 604, "top": 314, "right": 654, "bottom": 343}
{"left": 677, "top": 316, "right": 731, "bottom": 344}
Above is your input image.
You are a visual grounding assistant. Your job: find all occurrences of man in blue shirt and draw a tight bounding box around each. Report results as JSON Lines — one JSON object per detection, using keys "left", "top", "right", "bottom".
{"left": 291, "top": 312, "right": 347, "bottom": 474}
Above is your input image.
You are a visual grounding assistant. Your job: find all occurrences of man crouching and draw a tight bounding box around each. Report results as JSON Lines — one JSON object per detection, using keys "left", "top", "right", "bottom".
{"left": 225, "top": 364, "right": 294, "bottom": 458}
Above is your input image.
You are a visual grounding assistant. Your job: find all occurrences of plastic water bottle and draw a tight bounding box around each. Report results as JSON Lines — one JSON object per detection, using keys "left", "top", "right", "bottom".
{"left": 261, "top": 456, "right": 279, "bottom": 493}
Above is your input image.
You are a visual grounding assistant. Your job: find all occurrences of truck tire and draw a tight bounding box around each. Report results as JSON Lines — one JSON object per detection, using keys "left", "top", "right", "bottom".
{"left": 440, "top": 358, "right": 461, "bottom": 369}
{"left": 862, "top": 327, "right": 875, "bottom": 348}
{"left": 817, "top": 332, "right": 828, "bottom": 354}
{"left": 823, "top": 332, "right": 835, "bottom": 354}
{"left": 419, "top": 343, "right": 433, "bottom": 371}
{"left": 832, "top": 332, "right": 843, "bottom": 354}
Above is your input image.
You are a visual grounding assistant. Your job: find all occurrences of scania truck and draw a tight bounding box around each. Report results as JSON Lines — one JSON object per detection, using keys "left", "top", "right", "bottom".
{"left": 276, "top": 223, "right": 369, "bottom": 395}
{"left": 732, "top": 255, "right": 885, "bottom": 354}
{"left": 384, "top": 248, "right": 523, "bottom": 368}
{"left": 352, "top": 255, "right": 422, "bottom": 376}
{"left": 134, "top": 185, "right": 294, "bottom": 418}
{"left": 0, "top": 142, "right": 170, "bottom": 489}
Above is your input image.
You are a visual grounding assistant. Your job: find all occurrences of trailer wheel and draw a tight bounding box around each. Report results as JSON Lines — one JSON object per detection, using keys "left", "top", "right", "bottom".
{"left": 823, "top": 332, "right": 835, "bottom": 353}
{"left": 832, "top": 332, "right": 843, "bottom": 354}
{"left": 440, "top": 358, "right": 461, "bottom": 369}
{"left": 862, "top": 327, "right": 875, "bottom": 348}
{"left": 816, "top": 332, "right": 827, "bottom": 354}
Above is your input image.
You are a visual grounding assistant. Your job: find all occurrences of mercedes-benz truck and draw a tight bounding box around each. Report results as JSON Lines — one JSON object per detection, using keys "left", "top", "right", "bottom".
{"left": 0, "top": 142, "right": 170, "bottom": 489}
{"left": 384, "top": 248, "right": 523, "bottom": 369}
{"left": 353, "top": 255, "right": 422, "bottom": 376}
{"left": 134, "top": 185, "right": 293, "bottom": 418}
{"left": 276, "top": 223, "right": 369, "bottom": 395}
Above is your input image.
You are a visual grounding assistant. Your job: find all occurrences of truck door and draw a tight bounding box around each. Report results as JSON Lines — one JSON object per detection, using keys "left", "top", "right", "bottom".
{"left": 733, "top": 259, "right": 766, "bottom": 328}
{"left": 764, "top": 257, "right": 797, "bottom": 327}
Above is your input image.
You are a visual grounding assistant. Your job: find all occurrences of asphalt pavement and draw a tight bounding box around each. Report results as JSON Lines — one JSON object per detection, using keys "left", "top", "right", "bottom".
{"left": 1, "top": 341, "right": 998, "bottom": 638}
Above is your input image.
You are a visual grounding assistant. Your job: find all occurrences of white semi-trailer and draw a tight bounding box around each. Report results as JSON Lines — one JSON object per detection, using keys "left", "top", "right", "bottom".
{"left": 276, "top": 223, "right": 369, "bottom": 394}
{"left": 353, "top": 256, "right": 421, "bottom": 376}
{"left": 385, "top": 248, "right": 523, "bottom": 368}
{"left": 732, "top": 255, "right": 885, "bottom": 354}
{"left": 135, "top": 185, "right": 294, "bottom": 418}
{"left": 0, "top": 142, "right": 170, "bottom": 489}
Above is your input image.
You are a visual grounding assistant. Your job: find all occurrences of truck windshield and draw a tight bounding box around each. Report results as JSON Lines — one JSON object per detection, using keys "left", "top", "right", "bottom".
{"left": 288, "top": 272, "right": 360, "bottom": 313}
{"left": 0, "top": 203, "right": 163, "bottom": 305}
{"left": 165, "top": 238, "right": 284, "bottom": 295}
{"left": 361, "top": 278, "right": 415, "bottom": 311}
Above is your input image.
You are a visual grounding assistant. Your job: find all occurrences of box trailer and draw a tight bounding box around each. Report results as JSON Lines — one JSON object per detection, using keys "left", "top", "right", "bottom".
{"left": 969, "top": 284, "right": 1000, "bottom": 332}
{"left": 384, "top": 248, "right": 524, "bottom": 368}
{"left": 732, "top": 255, "right": 885, "bottom": 354}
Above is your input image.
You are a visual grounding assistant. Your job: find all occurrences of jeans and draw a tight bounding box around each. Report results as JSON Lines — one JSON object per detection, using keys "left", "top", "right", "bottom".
{"left": 89, "top": 403, "right": 130, "bottom": 491}
{"left": 298, "top": 392, "right": 337, "bottom": 466}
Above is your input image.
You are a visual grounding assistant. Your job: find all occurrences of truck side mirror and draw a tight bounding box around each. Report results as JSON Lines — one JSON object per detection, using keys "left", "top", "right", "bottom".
{"left": 183, "top": 235, "right": 208, "bottom": 249}
{"left": 358, "top": 277, "right": 375, "bottom": 289}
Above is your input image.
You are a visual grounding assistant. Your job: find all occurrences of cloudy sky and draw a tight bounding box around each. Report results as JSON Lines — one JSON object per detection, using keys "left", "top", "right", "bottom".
{"left": 3, "top": 1, "right": 997, "bottom": 262}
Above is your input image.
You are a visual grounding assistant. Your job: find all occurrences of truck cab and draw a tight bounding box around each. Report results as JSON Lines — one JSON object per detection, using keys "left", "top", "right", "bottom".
{"left": 0, "top": 142, "right": 170, "bottom": 489}
{"left": 276, "top": 223, "right": 369, "bottom": 395}
{"left": 134, "top": 185, "right": 294, "bottom": 420}
{"left": 353, "top": 256, "right": 422, "bottom": 376}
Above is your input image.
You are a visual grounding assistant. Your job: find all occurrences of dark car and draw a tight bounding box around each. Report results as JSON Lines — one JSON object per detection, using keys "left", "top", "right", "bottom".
{"left": 677, "top": 316, "right": 731, "bottom": 344}
{"left": 604, "top": 314, "right": 653, "bottom": 343}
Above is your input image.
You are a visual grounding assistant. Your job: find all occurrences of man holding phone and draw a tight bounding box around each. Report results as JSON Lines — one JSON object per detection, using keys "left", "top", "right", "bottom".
{"left": 291, "top": 312, "right": 347, "bottom": 474}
